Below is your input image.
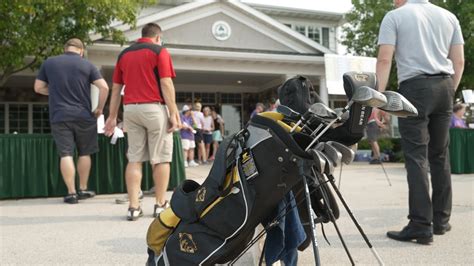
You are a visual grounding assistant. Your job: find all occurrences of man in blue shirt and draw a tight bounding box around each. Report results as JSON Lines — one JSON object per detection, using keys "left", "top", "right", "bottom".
{"left": 34, "top": 38, "right": 109, "bottom": 204}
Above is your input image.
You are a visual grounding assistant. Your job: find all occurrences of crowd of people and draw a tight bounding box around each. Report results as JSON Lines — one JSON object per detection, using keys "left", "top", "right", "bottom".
{"left": 179, "top": 101, "right": 225, "bottom": 167}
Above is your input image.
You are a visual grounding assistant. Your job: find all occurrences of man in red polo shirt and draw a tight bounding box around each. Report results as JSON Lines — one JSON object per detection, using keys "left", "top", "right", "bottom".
{"left": 104, "top": 23, "right": 181, "bottom": 221}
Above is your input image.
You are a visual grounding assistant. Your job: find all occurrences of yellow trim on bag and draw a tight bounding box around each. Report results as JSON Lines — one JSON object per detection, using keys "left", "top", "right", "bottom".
{"left": 200, "top": 166, "right": 240, "bottom": 218}
{"left": 259, "top": 111, "right": 284, "bottom": 121}
{"left": 160, "top": 207, "right": 180, "bottom": 228}
{"left": 258, "top": 111, "right": 301, "bottom": 132}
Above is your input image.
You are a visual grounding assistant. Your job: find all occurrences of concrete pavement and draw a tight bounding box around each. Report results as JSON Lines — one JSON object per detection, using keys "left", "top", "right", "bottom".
{"left": 1, "top": 162, "right": 473, "bottom": 265}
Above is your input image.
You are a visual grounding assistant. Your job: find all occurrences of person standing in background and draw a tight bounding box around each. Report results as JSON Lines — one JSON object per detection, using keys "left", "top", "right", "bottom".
{"left": 376, "top": 0, "right": 464, "bottom": 243}
{"left": 193, "top": 102, "right": 207, "bottom": 164}
{"left": 450, "top": 103, "right": 467, "bottom": 128}
{"left": 34, "top": 38, "right": 109, "bottom": 204}
{"left": 209, "top": 107, "right": 224, "bottom": 161}
{"left": 104, "top": 23, "right": 181, "bottom": 221}
{"left": 366, "top": 108, "right": 390, "bottom": 164}
{"left": 180, "top": 105, "right": 199, "bottom": 167}
{"left": 202, "top": 106, "right": 214, "bottom": 161}
{"left": 250, "top": 102, "right": 265, "bottom": 118}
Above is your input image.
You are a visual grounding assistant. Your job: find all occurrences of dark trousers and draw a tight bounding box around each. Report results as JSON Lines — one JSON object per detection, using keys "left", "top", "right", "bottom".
{"left": 398, "top": 76, "right": 454, "bottom": 227}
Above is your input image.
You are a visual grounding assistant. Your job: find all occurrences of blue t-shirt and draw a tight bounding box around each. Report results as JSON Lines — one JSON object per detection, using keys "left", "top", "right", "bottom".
{"left": 37, "top": 52, "right": 102, "bottom": 123}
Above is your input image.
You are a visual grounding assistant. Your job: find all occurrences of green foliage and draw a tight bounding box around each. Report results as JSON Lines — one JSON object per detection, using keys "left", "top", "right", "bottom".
{"left": 358, "top": 137, "right": 404, "bottom": 162}
{"left": 341, "top": 0, "right": 398, "bottom": 90}
{"left": 0, "top": 0, "right": 156, "bottom": 87}
{"left": 342, "top": 0, "right": 473, "bottom": 91}
{"left": 341, "top": 0, "right": 393, "bottom": 57}
{"left": 358, "top": 137, "right": 395, "bottom": 151}
{"left": 432, "top": 0, "right": 474, "bottom": 91}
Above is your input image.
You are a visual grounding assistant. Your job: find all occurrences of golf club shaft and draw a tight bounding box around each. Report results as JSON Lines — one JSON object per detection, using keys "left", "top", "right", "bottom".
{"left": 306, "top": 102, "right": 353, "bottom": 151}
{"left": 325, "top": 174, "right": 385, "bottom": 266}
{"left": 290, "top": 119, "right": 302, "bottom": 133}
{"left": 310, "top": 123, "right": 325, "bottom": 137}
{"left": 338, "top": 164, "right": 343, "bottom": 189}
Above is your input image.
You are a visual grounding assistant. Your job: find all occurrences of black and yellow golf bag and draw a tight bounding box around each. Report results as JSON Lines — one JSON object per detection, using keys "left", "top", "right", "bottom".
{"left": 147, "top": 112, "right": 318, "bottom": 265}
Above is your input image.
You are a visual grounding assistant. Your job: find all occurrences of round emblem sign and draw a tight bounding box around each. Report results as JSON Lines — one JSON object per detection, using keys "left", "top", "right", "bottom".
{"left": 212, "top": 21, "right": 231, "bottom": 41}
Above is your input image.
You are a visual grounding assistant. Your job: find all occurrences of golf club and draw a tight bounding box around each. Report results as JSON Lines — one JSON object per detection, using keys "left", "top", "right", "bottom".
{"left": 306, "top": 86, "right": 388, "bottom": 151}
{"left": 323, "top": 142, "right": 343, "bottom": 167}
{"left": 309, "top": 148, "right": 326, "bottom": 174}
{"left": 326, "top": 141, "right": 355, "bottom": 165}
{"left": 315, "top": 149, "right": 335, "bottom": 176}
{"left": 291, "top": 103, "right": 338, "bottom": 132}
{"left": 379, "top": 91, "right": 418, "bottom": 117}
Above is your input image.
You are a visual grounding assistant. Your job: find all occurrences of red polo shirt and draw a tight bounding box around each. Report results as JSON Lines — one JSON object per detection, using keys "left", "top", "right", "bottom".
{"left": 113, "top": 38, "right": 176, "bottom": 104}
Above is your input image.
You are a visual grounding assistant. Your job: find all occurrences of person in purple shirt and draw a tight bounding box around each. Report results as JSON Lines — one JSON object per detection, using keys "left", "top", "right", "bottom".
{"left": 180, "top": 105, "right": 199, "bottom": 167}
{"left": 450, "top": 103, "right": 467, "bottom": 128}
{"left": 250, "top": 102, "right": 265, "bottom": 118}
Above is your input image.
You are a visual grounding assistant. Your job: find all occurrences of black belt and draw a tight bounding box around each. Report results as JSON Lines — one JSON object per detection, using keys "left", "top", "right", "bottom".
{"left": 125, "top": 102, "right": 164, "bottom": 105}
{"left": 401, "top": 73, "right": 452, "bottom": 85}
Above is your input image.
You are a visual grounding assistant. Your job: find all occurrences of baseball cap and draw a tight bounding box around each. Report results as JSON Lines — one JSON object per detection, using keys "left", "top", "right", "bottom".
{"left": 182, "top": 105, "right": 191, "bottom": 112}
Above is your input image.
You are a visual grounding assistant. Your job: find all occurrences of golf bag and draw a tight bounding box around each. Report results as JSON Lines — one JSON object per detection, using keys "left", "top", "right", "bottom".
{"left": 147, "top": 113, "right": 316, "bottom": 265}
{"left": 146, "top": 72, "right": 380, "bottom": 265}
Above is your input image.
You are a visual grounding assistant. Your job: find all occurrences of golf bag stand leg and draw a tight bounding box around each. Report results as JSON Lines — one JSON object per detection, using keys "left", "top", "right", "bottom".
{"left": 298, "top": 160, "right": 321, "bottom": 266}
{"left": 326, "top": 174, "right": 385, "bottom": 266}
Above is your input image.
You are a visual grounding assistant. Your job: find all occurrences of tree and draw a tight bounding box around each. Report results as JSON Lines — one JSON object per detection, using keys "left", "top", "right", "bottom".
{"left": 0, "top": 0, "right": 155, "bottom": 87}
{"left": 341, "top": 0, "right": 473, "bottom": 92}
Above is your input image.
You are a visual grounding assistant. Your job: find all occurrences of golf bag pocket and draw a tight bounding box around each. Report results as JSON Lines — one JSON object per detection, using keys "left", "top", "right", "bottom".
{"left": 170, "top": 180, "right": 201, "bottom": 222}
{"left": 147, "top": 208, "right": 181, "bottom": 255}
{"left": 199, "top": 168, "right": 249, "bottom": 237}
{"left": 158, "top": 223, "right": 226, "bottom": 266}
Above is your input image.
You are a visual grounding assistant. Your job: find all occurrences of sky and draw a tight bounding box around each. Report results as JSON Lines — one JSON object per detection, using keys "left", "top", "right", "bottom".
{"left": 241, "top": 0, "right": 353, "bottom": 13}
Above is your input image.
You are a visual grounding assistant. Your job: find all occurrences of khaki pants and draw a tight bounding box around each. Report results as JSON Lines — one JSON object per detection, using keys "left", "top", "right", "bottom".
{"left": 124, "top": 103, "right": 173, "bottom": 164}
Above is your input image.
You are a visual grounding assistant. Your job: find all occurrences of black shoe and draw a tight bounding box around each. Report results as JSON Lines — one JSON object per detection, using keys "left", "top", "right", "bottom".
{"left": 387, "top": 224, "right": 433, "bottom": 245}
{"left": 434, "top": 223, "right": 451, "bottom": 235}
{"left": 369, "top": 158, "right": 381, "bottom": 164}
{"left": 64, "top": 194, "right": 78, "bottom": 204}
{"left": 77, "top": 190, "right": 96, "bottom": 200}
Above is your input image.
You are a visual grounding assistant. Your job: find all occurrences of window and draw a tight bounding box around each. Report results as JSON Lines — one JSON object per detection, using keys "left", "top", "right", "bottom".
{"left": 194, "top": 92, "right": 216, "bottom": 105}
{"left": 0, "top": 102, "right": 52, "bottom": 134}
{"left": 32, "top": 104, "right": 50, "bottom": 133}
{"left": 290, "top": 24, "right": 332, "bottom": 49}
{"left": 8, "top": 104, "right": 29, "bottom": 133}
{"left": 294, "top": 25, "right": 306, "bottom": 36}
{"left": 0, "top": 103, "right": 4, "bottom": 133}
{"left": 176, "top": 92, "right": 217, "bottom": 106}
{"left": 307, "top": 26, "right": 320, "bottom": 43}
{"left": 176, "top": 92, "right": 193, "bottom": 103}
{"left": 221, "top": 93, "right": 242, "bottom": 104}
{"left": 322, "top": 27, "right": 330, "bottom": 48}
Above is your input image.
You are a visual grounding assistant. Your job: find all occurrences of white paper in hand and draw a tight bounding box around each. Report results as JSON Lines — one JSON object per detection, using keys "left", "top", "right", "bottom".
{"left": 111, "top": 127, "right": 125, "bottom": 144}
{"left": 91, "top": 84, "right": 99, "bottom": 111}
{"left": 97, "top": 114, "right": 105, "bottom": 134}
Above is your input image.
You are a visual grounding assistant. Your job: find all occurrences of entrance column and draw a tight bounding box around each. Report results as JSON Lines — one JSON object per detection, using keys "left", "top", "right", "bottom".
{"left": 319, "top": 76, "right": 328, "bottom": 105}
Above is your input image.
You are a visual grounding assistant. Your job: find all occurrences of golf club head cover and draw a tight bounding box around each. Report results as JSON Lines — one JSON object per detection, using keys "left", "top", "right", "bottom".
{"left": 278, "top": 75, "right": 323, "bottom": 115}
{"left": 320, "top": 72, "right": 377, "bottom": 146}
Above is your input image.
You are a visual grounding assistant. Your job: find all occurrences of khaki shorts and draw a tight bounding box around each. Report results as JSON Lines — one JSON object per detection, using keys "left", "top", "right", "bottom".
{"left": 124, "top": 103, "right": 173, "bottom": 164}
